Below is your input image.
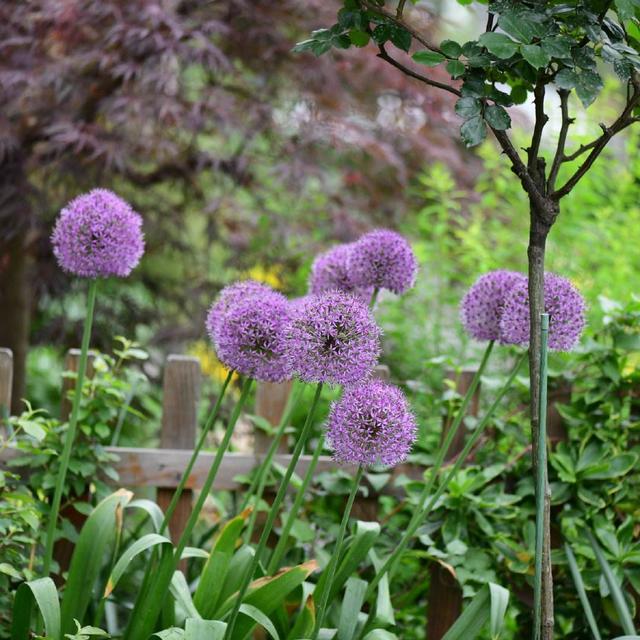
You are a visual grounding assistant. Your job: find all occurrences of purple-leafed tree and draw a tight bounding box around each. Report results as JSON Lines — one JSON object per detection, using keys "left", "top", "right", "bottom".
{"left": 0, "top": 0, "right": 469, "bottom": 411}
{"left": 296, "top": 0, "right": 640, "bottom": 637}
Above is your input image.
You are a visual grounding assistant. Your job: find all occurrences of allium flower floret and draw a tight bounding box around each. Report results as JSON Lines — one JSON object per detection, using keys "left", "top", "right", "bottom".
{"left": 210, "top": 286, "right": 293, "bottom": 382}
{"left": 327, "top": 380, "right": 417, "bottom": 467}
{"left": 206, "top": 280, "right": 274, "bottom": 338}
{"left": 286, "top": 291, "right": 380, "bottom": 385}
{"left": 348, "top": 229, "right": 418, "bottom": 294}
{"left": 460, "top": 270, "right": 526, "bottom": 341}
{"left": 499, "top": 272, "right": 586, "bottom": 351}
{"left": 51, "top": 189, "right": 144, "bottom": 278}
{"left": 309, "top": 243, "right": 373, "bottom": 303}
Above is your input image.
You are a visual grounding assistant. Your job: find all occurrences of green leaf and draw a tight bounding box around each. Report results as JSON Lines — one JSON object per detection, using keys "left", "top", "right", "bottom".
{"left": 455, "top": 97, "right": 482, "bottom": 119}
{"left": 442, "top": 583, "right": 509, "bottom": 640}
{"left": 153, "top": 628, "right": 185, "bottom": 640}
{"left": 521, "top": 44, "right": 551, "bottom": 69}
{"left": 21, "top": 420, "right": 46, "bottom": 440}
{"left": 478, "top": 33, "right": 518, "bottom": 59}
{"left": 11, "top": 578, "right": 60, "bottom": 640}
{"left": 105, "top": 533, "right": 172, "bottom": 597}
{"left": 349, "top": 30, "right": 369, "bottom": 47}
{"left": 239, "top": 603, "right": 280, "bottom": 640}
{"left": 184, "top": 619, "right": 226, "bottom": 640}
{"left": 285, "top": 595, "right": 315, "bottom": 640}
{"left": 460, "top": 116, "right": 487, "bottom": 147}
{"left": 498, "top": 12, "right": 546, "bottom": 44}
{"left": 217, "top": 562, "right": 317, "bottom": 639}
{"left": 484, "top": 105, "right": 511, "bottom": 130}
{"left": 555, "top": 69, "right": 578, "bottom": 90}
{"left": 370, "top": 549, "right": 394, "bottom": 626}
{"left": 194, "top": 509, "right": 251, "bottom": 618}
{"left": 61, "top": 489, "right": 133, "bottom": 636}
{"left": 371, "top": 24, "right": 391, "bottom": 45}
{"left": 362, "top": 632, "right": 398, "bottom": 640}
{"left": 171, "top": 571, "right": 201, "bottom": 620}
{"left": 126, "top": 499, "right": 165, "bottom": 532}
{"left": 441, "top": 40, "right": 463, "bottom": 58}
{"left": 337, "top": 578, "right": 367, "bottom": 640}
{"left": 541, "top": 36, "right": 573, "bottom": 59}
{"left": 446, "top": 60, "right": 465, "bottom": 78}
{"left": 389, "top": 25, "right": 411, "bottom": 52}
{"left": 588, "top": 531, "right": 636, "bottom": 635}
{"left": 510, "top": 85, "right": 529, "bottom": 104}
{"left": 412, "top": 50, "right": 446, "bottom": 67}
{"left": 565, "top": 543, "right": 603, "bottom": 640}
{"left": 575, "top": 69, "right": 604, "bottom": 107}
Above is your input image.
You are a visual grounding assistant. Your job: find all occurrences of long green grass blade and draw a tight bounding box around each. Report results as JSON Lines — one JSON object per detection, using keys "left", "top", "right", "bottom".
{"left": 127, "top": 499, "right": 165, "bottom": 532}
{"left": 489, "top": 582, "right": 510, "bottom": 639}
{"left": 11, "top": 578, "right": 60, "bottom": 640}
{"left": 285, "top": 595, "right": 315, "bottom": 640}
{"left": 170, "top": 571, "right": 201, "bottom": 620}
{"left": 564, "top": 543, "right": 602, "bottom": 640}
{"left": 587, "top": 531, "right": 636, "bottom": 635}
{"left": 105, "top": 533, "right": 171, "bottom": 597}
{"left": 61, "top": 489, "right": 132, "bottom": 636}
{"left": 185, "top": 619, "right": 227, "bottom": 640}
{"left": 337, "top": 578, "right": 367, "bottom": 640}
{"left": 194, "top": 509, "right": 251, "bottom": 618}
{"left": 238, "top": 604, "right": 281, "bottom": 640}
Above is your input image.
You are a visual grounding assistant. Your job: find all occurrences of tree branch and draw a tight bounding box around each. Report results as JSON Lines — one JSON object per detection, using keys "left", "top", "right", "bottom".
{"left": 551, "top": 75, "right": 640, "bottom": 200}
{"left": 376, "top": 45, "right": 461, "bottom": 96}
{"left": 363, "top": 1, "right": 441, "bottom": 54}
{"left": 547, "top": 89, "right": 572, "bottom": 192}
{"left": 527, "top": 77, "right": 549, "bottom": 179}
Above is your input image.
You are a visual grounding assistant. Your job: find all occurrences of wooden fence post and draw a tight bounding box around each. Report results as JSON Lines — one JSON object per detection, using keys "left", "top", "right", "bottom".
{"left": 0, "top": 349, "right": 12, "bottom": 429}
{"left": 427, "top": 368, "right": 481, "bottom": 640}
{"left": 254, "top": 381, "right": 293, "bottom": 455}
{"left": 157, "top": 355, "right": 201, "bottom": 546}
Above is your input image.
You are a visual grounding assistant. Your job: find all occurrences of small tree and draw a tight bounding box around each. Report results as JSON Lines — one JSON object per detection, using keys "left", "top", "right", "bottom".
{"left": 297, "top": 1, "right": 640, "bottom": 637}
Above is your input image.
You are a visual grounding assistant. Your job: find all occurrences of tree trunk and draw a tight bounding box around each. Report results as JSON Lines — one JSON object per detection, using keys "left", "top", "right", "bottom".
{"left": 528, "top": 205, "right": 554, "bottom": 640}
{"left": 0, "top": 154, "right": 33, "bottom": 415}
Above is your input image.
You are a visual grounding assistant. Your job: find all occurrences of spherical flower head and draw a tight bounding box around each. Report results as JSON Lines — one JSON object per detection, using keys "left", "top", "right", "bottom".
{"left": 309, "top": 243, "right": 373, "bottom": 304}
{"left": 499, "top": 272, "right": 586, "bottom": 351}
{"left": 348, "top": 229, "right": 418, "bottom": 294}
{"left": 460, "top": 270, "right": 526, "bottom": 341}
{"left": 206, "top": 280, "right": 274, "bottom": 338}
{"left": 286, "top": 291, "right": 380, "bottom": 385}
{"left": 51, "top": 189, "right": 144, "bottom": 278}
{"left": 327, "top": 380, "right": 417, "bottom": 467}
{"left": 211, "top": 288, "right": 293, "bottom": 382}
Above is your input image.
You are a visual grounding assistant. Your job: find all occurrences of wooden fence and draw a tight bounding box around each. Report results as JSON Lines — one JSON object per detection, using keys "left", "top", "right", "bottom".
{"left": 0, "top": 347, "right": 484, "bottom": 639}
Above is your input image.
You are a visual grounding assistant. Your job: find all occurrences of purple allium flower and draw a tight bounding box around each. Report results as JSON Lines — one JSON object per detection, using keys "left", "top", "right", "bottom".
{"left": 460, "top": 270, "right": 526, "bottom": 341}
{"left": 51, "top": 189, "right": 144, "bottom": 278}
{"left": 309, "top": 244, "right": 373, "bottom": 304}
{"left": 206, "top": 280, "right": 273, "bottom": 338}
{"left": 209, "top": 287, "right": 293, "bottom": 382}
{"left": 286, "top": 291, "right": 380, "bottom": 385}
{"left": 499, "top": 273, "right": 586, "bottom": 351}
{"left": 348, "top": 229, "right": 418, "bottom": 294}
{"left": 327, "top": 380, "right": 417, "bottom": 466}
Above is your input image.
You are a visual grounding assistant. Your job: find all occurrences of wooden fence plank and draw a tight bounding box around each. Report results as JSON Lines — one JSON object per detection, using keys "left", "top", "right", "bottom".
{"left": 0, "top": 349, "right": 12, "bottom": 428}
{"left": 254, "top": 381, "right": 292, "bottom": 454}
{"left": 156, "top": 355, "right": 201, "bottom": 545}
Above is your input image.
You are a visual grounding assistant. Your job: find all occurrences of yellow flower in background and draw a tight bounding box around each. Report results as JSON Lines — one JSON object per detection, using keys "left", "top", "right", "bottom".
{"left": 188, "top": 341, "right": 238, "bottom": 386}
{"left": 243, "top": 264, "right": 283, "bottom": 289}
{"left": 623, "top": 352, "right": 640, "bottom": 377}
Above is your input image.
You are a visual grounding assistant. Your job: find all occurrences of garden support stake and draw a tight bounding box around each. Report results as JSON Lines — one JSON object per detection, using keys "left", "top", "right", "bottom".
{"left": 533, "top": 313, "right": 550, "bottom": 640}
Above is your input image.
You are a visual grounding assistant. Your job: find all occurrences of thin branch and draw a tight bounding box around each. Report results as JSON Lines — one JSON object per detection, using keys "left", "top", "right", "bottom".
{"left": 363, "top": 1, "right": 442, "bottom": 54}
{"left": 547, "top": 89, "right": 572, "bottom": 192}
{"left": 551, "top": 75, "right": 640, "bottom": 200}
{"left": 527, "top": 77, "right": 549, "bottom": 178}
{"left": 396, "top": 0, "right": 407, "bottom": 19}
{"left": 486, "top": 11, "right": 494, "bottom": 33}
{"left": 376, "top": 45, "right": 461, "bottom": 96}
{"left": 562, "top": 138, "right": 599, "bottom": 163}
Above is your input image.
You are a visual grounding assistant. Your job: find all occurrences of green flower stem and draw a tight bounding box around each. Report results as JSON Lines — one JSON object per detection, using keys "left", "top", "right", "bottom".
{"left": 267, "top": 432, "right": 325, "bottom": 573}
{"left": 160, "top": 369, "right": 234, "bottom": 534}
{"left": 243, "top": 380, "right": 303, "bottom": 544}
{"left": 124, "top": 377, "right": 253, "bottom": 640}
{"left": 311, "top": 465, "right": 364, "bottom": 640}
{"left": 533, "top": 313, "right": 550, "bottom": 640}
{"left": 369, "top": 287, "right": 379, "bottom": 310}
{"left": 42, "top": 278, "right": 98, "bottom": 577}
{"left": 363, "top": 348, "right": 526, "bottom": 602}
{"left": 173, "top": 376, "right": 253, "bottom": 560}
{"left": 224, "top": 382, "right": 323, "bottom": 640}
